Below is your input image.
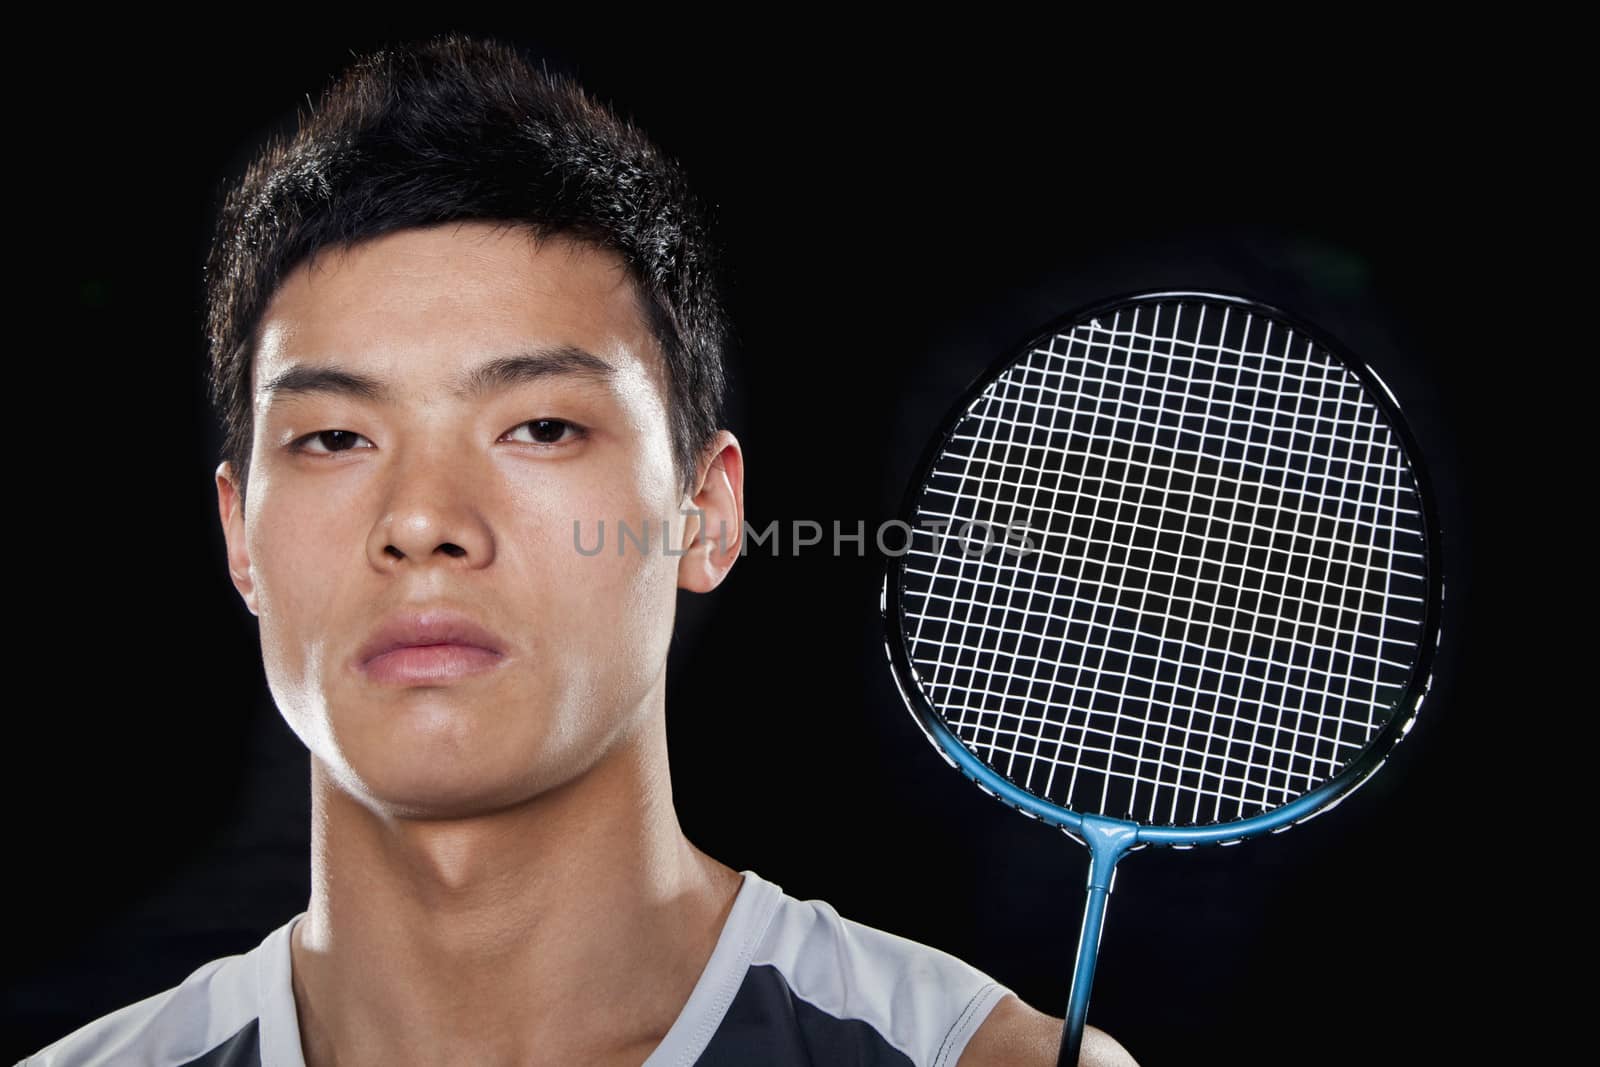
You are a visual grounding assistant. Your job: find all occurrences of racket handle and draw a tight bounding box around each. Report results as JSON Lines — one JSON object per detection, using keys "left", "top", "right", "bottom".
{"left": 1056, "top": 815, "right": 1138, "bottom": 1067}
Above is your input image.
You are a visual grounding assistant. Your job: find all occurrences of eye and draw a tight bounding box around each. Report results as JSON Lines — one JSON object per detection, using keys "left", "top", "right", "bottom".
{"left": 291, "top": 429, "right": 374, "bottom": 455}
{"left": 503, "top": 418, "right": 587, "bottom": 448}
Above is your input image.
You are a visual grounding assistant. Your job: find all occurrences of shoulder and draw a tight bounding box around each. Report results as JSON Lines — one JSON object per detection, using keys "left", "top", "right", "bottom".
{"left": 737, "top": 887, "right": 1013, "bottom": 1065}
{"left": 956, "top": 993, "right": 1141, "bottom": 1067}
{"left": 18, "top": 923, "right": 289, "bottom": 1067}
{"left": 22, "top": 963, "right": 236, "bottom": 1067}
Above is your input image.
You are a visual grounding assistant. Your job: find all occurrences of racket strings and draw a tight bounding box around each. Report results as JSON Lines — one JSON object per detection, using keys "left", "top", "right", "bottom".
{"left": 898, "top": 299, "right": 1428, "bottom": 827}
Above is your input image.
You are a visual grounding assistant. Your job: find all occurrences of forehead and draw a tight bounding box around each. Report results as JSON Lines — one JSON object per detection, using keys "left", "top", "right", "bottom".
{"left": 251, "top": 222, "right": 666, "bottom": 407}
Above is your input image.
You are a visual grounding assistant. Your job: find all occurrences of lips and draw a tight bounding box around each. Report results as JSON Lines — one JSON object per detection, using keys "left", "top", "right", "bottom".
{"left": 356, "top": 608, "right": 509, "bottom": 668}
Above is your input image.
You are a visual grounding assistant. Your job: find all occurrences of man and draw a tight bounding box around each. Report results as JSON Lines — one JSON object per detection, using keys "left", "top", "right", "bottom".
{"left": 23, "top": 33, "right": 1137, "bottom": 1067}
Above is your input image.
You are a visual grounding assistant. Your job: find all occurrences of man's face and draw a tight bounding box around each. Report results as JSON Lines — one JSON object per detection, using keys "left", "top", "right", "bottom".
{"left": 217, "top": 222, "right": 694, "bottom": 817}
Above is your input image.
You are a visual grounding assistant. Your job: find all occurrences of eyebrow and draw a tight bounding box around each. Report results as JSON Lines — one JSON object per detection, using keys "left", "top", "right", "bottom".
{"left": 260, "top": 344, "right": 618, "bottom": 405}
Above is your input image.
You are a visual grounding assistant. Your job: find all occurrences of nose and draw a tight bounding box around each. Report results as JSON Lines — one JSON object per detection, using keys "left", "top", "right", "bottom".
{"left": 365, "top": 448, "right": 496, "bottom": 571}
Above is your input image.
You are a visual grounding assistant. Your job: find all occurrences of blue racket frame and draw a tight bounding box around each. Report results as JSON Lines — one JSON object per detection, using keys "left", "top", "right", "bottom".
{"left": 878, "top": 289, "right": 1445, "bottom": 1065}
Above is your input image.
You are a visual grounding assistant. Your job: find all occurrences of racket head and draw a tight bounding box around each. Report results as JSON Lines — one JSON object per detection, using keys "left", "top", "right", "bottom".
{"left": 880, "top": 289, "right": 1443, "bottom": 849}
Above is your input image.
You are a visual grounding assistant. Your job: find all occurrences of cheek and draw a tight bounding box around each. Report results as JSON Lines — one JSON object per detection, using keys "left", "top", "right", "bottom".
{"left": 539, "top": 496, "right": 680, "bottom": 700}
{"left": 244, "top": 483, "right": 351, "bottom": 728}
{"left": 579, "top": 540, "right": 674, "bottom": 663}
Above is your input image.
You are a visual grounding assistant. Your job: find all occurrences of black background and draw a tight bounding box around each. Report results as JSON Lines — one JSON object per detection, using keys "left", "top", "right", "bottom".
{"left": 9, "top": 21, "right": 1534, "bottom": 1066}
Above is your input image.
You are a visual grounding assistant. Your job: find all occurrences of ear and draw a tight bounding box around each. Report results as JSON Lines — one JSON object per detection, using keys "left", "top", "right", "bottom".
{"left": 216, "top": 461, "right": 260, "bottom": 617}
{"left": 677, "top": 430, "right": 744, "bottom": 594}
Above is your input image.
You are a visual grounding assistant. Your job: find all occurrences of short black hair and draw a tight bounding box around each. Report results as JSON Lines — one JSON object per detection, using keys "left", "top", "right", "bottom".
{"left": 205, "top": 32, "right": 732, "bottom": 506}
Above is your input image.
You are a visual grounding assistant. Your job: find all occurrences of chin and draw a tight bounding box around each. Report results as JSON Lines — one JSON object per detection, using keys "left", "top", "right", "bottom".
{"left": 337, "top": 752, "right": 543, "bottom": 819}
{"left": 318, "top": 704, "right": 550, "bottom": 818}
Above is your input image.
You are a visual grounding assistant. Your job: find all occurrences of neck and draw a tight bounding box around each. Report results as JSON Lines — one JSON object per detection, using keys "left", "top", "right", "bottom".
{"left": 288, "top": 705, "right": 742, "bottom": 1067}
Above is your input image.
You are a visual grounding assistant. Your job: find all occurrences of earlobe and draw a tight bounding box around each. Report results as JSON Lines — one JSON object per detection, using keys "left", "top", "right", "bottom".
{"left": 215, "top": 461, "right": 259, "bottom": 617}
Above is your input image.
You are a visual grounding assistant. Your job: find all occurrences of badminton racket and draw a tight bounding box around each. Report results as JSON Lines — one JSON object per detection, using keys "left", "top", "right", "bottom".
{"left": 878, "top": 289, "right": 1443, "bottom": 1065}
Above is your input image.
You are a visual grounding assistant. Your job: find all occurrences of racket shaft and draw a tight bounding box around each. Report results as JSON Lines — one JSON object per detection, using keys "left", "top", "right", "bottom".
{"left": 1057, "top": 816, "right": 1137, "bottom": 1067}
{"left": 1057, "top": 869, "right": 1113, "bottom": 1066}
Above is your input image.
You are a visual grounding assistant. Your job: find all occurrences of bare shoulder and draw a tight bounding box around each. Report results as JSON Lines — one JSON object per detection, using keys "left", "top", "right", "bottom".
{"left": 957, "top": 993, "right": 1141, "bottom": 1067}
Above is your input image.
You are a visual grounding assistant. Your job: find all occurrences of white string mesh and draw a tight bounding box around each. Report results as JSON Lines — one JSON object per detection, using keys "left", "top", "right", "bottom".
{"left": 896, "top": 298, "right": 1429, "bottom": 826}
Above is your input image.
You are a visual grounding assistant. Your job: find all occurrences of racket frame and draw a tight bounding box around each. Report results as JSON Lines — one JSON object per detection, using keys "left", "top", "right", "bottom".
{"left": 879, "top": 287, "right": 1445, "bottom": 852}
